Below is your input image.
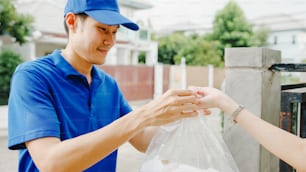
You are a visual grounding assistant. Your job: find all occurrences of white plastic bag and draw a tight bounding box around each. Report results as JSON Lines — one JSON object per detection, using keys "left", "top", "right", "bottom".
{"left": 139, "top": 113, "right": 239, "bottom": 172}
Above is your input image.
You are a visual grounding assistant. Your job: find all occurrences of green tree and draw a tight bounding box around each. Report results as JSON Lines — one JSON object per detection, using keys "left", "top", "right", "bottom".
{"left": 206, "top": 0, "right": 254, "bottom": 60}
{"left": 0, "top": 49, "right": 23, "bottom": 105}
{"left": 174, "top": 38, "right": 223, "bottom": 67}
{"left": 249, "top": 27, "right": 270, "bottom": 47}
{"left": 0, "top": 0, "right": 34, "bottom": 45}
{"left": 157, "top": 33, "right": 189, "bottom": 65}
{"left": 138, "top": 51, "right": 146, "bottom": 64}
{"left": 157, "top": 32, "right": 224, "bottom": 66}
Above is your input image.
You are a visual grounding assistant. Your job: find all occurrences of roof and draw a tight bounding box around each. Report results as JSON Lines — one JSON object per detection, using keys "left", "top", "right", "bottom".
{"left": 156, "top": 21, "right": 212, "bottom": 36}
{"left": 251, "top": 13, "right": 306, "bottom": 32}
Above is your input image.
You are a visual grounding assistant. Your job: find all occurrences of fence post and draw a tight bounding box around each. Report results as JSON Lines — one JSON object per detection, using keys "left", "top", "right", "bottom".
{"left": 223, "top": 47, "right": 281, "bottom": 172}
{"left": 181, "top": 57, "right": 186, "bottom": 89}
{"left": 208, "top": 64, "right": 214, "bottom": 87}
{"left": 154, "top": 63, "right": 163, "bottom": 99}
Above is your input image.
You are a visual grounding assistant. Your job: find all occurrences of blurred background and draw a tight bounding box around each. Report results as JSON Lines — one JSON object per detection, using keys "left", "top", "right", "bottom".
{"left": 1, "top": 0, "right": 306, "bottom": 171}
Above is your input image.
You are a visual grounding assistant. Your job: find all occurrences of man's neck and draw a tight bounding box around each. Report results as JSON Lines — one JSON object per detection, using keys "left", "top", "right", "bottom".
{"left": 61, "top": 48, "right": 93, "bottom": 85}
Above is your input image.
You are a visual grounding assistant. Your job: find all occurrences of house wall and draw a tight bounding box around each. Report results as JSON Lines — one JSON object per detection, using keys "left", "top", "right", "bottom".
{"left": 99, "top": 65, "right": 224, "bottom": 101}
{"left": 268, "top": 30, "right": 306, "bottom": 63}
{"left": 36, "top": 42, "right": 66, "bottom": 57}
{"left": 1, "top": 42, "right": 35, "bottom": 61}
{"left": 98, "top": 65, "right": 156, "bottom": 101}
{"left": 169, "top": 65, "right": 225, "bottom": 90}
{"left": 187, "top": 66, "right": 225, "bottom": 88}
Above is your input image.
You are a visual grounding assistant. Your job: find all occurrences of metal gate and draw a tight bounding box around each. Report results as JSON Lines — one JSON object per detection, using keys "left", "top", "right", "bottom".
{"left": 270, "top": 64, "right": 306, "bottom": 172}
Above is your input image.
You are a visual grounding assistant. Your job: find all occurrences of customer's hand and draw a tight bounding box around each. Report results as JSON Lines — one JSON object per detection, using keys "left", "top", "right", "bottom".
{"left": 189, "top": 86, "right": 238, "bottom": 116}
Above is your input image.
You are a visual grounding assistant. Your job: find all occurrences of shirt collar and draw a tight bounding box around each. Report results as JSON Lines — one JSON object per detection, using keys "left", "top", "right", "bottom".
{"left": 51, "top": 49, "right": 104, "bottom": 83}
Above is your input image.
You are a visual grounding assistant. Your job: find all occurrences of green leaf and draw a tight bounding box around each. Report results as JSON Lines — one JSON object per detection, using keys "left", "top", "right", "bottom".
{"left": 0, "top": 49, "right": 23, "bottom": 105}
{"left": 0, "top": 0, "right": 34, "bottom": 45}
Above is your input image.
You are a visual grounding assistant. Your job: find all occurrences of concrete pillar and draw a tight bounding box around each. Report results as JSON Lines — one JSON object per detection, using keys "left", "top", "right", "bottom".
{"left": 131, "top": 51, "right": 139, "bottom": 65}
{"left": 105, "top": 47, "right": 117, "bottom": 65}
{"left": 208, "top": 64, "right": 214, "bottom": 87}
{"left": 224, "top": 47, "right": 281, "bottom": 172}
{"left": 181, "top": 57, "right": 186, "bottom": 89}
{"left": 145, "top": 42, "right": 158, "bottom": 66}
{"left": 115, "top": 48, "right": 130, "bottom": 65}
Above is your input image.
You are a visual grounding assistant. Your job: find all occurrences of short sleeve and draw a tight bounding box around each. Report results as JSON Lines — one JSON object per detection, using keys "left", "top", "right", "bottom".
{"left": 119, "top": 90, "right": 132, "bottom": 117}
{"left": 8, "top": 67, "right": 60, "bottom": 150}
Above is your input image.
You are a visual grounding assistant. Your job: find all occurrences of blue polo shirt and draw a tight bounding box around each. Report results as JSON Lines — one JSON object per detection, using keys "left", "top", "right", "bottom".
{"left": 8, "top": 49, "right": 132, "bottom": 172}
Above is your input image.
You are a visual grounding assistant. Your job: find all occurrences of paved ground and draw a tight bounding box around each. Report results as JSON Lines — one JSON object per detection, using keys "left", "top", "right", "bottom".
{"left": 0, "top": 102, "right": 221, "bottom": 172}
{"left": 0, "top": 105, "right": 18, "bottom": 172}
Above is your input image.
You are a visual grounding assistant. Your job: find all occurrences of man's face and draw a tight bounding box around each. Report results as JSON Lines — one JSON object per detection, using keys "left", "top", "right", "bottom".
{"left": 70, "top": 15, "right": 119, "bottom": 65}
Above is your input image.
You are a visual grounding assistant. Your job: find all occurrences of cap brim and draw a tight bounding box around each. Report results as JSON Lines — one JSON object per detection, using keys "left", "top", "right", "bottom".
{"left": 85, "top": 10, "right": 139, "bottom": 31}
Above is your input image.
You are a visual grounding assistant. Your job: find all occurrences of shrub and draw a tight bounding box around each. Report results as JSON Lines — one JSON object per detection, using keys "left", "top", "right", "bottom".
{"left": 0, "top": 49, "right": 23, "bottom": 105}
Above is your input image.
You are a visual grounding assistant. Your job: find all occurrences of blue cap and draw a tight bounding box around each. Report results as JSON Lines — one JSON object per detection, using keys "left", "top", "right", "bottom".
{"left": 64, "top": 0, "right": 139, "bottom": 31}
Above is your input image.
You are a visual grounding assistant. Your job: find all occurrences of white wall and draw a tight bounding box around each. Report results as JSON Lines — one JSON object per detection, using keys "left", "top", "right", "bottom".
{"left": 268, "top": 30, "right": 306, "bottom": 63}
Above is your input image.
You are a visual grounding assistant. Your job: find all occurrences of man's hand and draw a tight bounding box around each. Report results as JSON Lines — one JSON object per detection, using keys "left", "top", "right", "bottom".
{"left": 140, "top": 89, "right": 203, "bottom": 126}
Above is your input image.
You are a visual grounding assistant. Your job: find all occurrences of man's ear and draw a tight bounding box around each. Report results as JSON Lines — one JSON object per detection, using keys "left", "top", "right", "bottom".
{"left": 65, "top": 12, "right": 77, "bottom": 33}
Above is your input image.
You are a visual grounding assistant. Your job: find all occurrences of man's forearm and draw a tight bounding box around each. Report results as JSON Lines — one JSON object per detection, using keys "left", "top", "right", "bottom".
{"left": 26, "top": 109, "right": 147, "bottom": 172}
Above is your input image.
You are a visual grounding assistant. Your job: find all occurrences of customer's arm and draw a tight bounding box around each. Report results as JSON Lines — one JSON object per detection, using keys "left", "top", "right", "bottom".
{"left": 193, "top": 87, "right": 306, "bottom": 172}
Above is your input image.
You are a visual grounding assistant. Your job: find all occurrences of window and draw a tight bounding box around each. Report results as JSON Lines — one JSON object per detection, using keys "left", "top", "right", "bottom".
{"left": 292, "top": 35, "right": 296, "bottom": 44}
{"left": 274, "top": 36, "right": 278, "bottom": 45}
{"left": 139, "top": 30, "right": 149, "bottom": 41}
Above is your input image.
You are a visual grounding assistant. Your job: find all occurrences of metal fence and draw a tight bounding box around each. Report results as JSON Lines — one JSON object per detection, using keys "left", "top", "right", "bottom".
{"left": 270, "top": 64, "right": 306, "bottom": 172}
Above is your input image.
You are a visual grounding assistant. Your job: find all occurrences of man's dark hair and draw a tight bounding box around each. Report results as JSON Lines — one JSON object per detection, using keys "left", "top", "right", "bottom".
{"left": 64, "top": 13, "right": 88, "bottom": 35}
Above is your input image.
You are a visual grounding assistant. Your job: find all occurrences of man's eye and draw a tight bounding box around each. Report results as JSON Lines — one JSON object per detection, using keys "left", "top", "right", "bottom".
{"left": 98, "top": 27, "right": 106, "bottom": 31}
